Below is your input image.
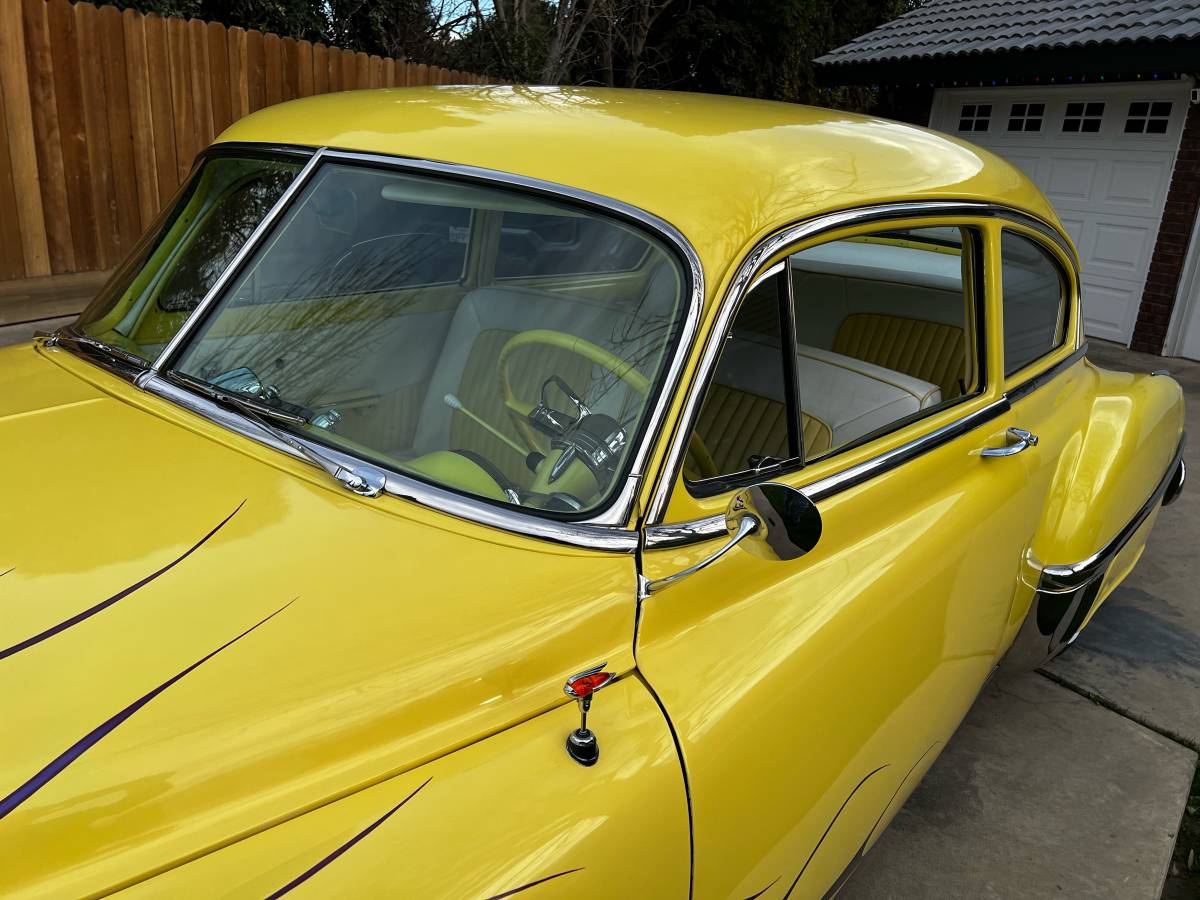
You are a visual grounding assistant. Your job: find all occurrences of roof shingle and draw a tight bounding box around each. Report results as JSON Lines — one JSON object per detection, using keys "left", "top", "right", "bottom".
{"left": 816, "top": 0, "right": 1200, "bottom": 68}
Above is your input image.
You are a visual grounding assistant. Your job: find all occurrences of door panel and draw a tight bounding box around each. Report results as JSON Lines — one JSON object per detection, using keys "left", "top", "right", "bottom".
{"left": 637, "top": 403, "right": 1032, "bottom": 898}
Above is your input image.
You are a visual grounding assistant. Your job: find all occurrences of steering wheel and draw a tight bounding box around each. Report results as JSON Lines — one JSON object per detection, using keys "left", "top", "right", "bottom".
{"left": 497, "top": 329, "right": 719, "bottom": 490}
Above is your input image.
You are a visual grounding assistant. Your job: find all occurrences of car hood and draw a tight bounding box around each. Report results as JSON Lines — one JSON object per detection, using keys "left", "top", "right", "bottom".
{"left": 0, "top": 345, "right": 637, "bottom": 897}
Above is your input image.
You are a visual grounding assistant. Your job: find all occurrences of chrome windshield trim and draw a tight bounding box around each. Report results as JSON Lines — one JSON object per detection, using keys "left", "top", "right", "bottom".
{"left": 645, "top": 200, "right": 1071, "bottom": 526}
{"left": 313, "top": 148, "right": 705, "bottom": 503}
{"left": 135, "top": 144, "right": 701, "bottom": 545}
{"left": 149, "top": 147, "right": 326, "bottom": 372}
{"left": 143, "top": 374, "right": 639, "bottom": 552}
{"left": 1041, "top": 435, "right": 1185, "bottom": 591}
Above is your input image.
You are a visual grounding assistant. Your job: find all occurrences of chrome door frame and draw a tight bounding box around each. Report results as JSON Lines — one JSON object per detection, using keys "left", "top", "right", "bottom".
{"left": 643, "top": 200, "right": 1083, "bottom": 548}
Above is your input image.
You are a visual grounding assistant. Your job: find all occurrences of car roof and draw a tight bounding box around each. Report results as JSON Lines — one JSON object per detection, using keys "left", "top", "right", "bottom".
{"left": 215, "top": 86, "right": 1064, "bottom": 295}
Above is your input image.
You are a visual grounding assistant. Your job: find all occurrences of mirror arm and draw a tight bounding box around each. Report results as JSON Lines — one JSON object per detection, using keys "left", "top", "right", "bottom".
{"left": 641, "top": 515, "right": 759, "bottom": 597}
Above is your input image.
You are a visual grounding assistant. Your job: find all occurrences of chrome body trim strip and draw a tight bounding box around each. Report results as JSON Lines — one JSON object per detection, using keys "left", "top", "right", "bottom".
{"left": 143, "top": 375, "right": 640, "bottom": 552}
{"left": 644, "top": 200, "right": 1075, "bottom": 527}
{"left": 1041, "top": 435, "right": 1186, "bottom": 591}
{"left": 644, "top": 397, "right": 1011, "bottom": 550}
{"left": 1164, "top": 457, "right": 1186, "bottom": 507}
{"left": 1005, "top": 345, "right": 1088, "bottom": 404}
{"left": 150, "top": 148, "right": 326, "bottom": 372}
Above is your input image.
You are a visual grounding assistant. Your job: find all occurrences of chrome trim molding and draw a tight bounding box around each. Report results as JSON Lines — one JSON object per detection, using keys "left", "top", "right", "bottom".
{"left": 1006, "top": 345, "right": 1089, "bottom": 403}
{"left": 644, "top": 397, "right": 1011, "bottom": 550}
{"left": 645, "top": 200, "right": 1075, "bottom": 527}
{"left": 144, "top": 375, "right": 639, "bottom": 551}
{"left": 1041, "top": 435, "right": 1186, "bottom": 592}
{"left": 1164, "top": 458, "right": 1186, "bottom": 507}
{"left": 150, "top": 148, "right": 326, "bottom": 371}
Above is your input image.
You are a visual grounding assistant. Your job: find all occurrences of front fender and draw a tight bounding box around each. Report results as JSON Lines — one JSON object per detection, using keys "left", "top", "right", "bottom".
{"left": 1004, "top": 362, "right": 1184, "bottom": 669}
{"left": 117, "top": 676, "right": 689, "bottom": 898}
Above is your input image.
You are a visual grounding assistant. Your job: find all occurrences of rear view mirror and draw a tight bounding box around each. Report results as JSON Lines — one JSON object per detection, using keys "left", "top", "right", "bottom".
{"left": 727, "top": 483, "right": 822, "bottom": 561}
{"left": 642, "top": 482, "right": 822, "bottom": 596}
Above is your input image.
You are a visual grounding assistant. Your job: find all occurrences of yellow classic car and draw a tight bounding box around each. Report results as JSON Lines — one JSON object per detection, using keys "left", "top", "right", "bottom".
{"left": 0, "top": 87, "right": 1187, "bottom": 899}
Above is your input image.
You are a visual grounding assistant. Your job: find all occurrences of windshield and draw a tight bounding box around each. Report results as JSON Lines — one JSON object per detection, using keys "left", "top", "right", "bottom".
{"left": 73, "top": 152, "right": 304, "bottom": 362}
{"left": 165, "top": 160, "right": 685, "bottom": 517}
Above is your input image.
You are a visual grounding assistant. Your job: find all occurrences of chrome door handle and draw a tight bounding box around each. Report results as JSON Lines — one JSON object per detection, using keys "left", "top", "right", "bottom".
{"left": 981, "top": 427, "right": 1039, "bottom": 458}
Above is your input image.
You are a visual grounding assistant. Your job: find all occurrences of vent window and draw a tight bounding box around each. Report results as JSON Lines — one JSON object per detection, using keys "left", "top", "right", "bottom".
{"left": 1063, "top": 101, "right": 1104, "bottom": 133}
{"left": 958, "top": 103, "right": 991, "bottom": 132}
{"left": 1125, "top": 101, "right": 1172, "bottom": 134}
{"left": 1007, "top": 102, "right": 1044, "bottom": 132}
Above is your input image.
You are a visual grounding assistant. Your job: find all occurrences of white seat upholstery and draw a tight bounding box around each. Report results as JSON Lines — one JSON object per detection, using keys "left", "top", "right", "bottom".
{"left": 710, "top": 335, "right": 942, "bottom": 456}
{"left": 796, "top": 344, "right": 940, "bottom": 449}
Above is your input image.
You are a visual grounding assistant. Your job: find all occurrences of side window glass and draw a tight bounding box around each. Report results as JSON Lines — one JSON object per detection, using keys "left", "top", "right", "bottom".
{"left": 685, "top": 271, "right": 796, "bottom": 487}
{"left": 791, "top": 226, "right": 979, "bottom": 461}
{"left": 1001, "top": 232, "right": 1065, "bottom": 375}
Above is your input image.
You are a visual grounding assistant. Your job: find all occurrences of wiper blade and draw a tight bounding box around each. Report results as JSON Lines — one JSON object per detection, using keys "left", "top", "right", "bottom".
{"left": 53, "top": 329, "right": 149, "bottom": 370}
{"left": 166, "top": 371, "right": 386, "bottom": 498}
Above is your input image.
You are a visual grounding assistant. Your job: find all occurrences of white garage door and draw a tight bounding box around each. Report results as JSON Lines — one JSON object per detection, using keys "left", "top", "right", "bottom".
{"left": 930, "top": 81, "right": 1190, "bottom": 344}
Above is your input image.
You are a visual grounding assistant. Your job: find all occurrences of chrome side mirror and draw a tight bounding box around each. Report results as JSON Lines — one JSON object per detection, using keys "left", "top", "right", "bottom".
{"left": 642, "top": 483, "right": 822, "bottom": 595}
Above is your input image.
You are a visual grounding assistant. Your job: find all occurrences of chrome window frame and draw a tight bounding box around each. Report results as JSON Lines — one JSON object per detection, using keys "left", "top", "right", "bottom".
{"left": 135, "top": 145, "right": 703, "bottom": 550}
{"left": 644, "top": 201, "right": 1081, "bottom": 548}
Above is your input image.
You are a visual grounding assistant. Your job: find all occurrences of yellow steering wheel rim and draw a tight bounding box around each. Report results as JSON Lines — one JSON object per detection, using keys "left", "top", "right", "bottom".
{"left": 497, "top": 329, "right": 718, "bottom": 479}
{"left": 498, "top": 329, "right": 650, "bottom": 451}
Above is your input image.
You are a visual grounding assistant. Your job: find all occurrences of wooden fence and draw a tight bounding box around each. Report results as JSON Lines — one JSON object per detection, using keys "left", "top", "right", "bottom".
{"left": 0, "top": 0, "right": 491, "bottom": 284}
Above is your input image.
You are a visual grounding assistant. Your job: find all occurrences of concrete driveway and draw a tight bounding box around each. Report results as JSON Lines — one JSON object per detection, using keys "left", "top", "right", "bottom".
{"left": 844, "top": 341, "right": 1200, "bottom": 900}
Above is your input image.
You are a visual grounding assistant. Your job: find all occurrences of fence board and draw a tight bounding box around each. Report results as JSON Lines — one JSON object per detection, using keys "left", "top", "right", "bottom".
{"left": 0, "top": 0, "right": 494, "bottom": 288}
{"left": 207, "top": 20, "right": 231, "bottom": 135}
{"left": 75, "top": 1, "right": 119, "bottom": 268}
{"left": 0, "top": 73, "right": 28, "bottom": 279}
{"left": 22, "top": 0, "right": 74, "bottom": 272}
{"left": 49, "top": 0, "right": 99, "bottom": 269}
{"left": 245, "top": 29, "right": 265, "bottom": 113}
{"left": 166, "top": 15, "right": 194, "bottom": 180}
{"left": 312, "top": 42, "right": 328, "bottom": 94}
{"left": 0, "top": 0, "right": 48, "bottom": 275}
{"left": 297, "top": 40, "right": 313, "bottom": 97}
{"left": 144, "top": 13, "right": 177, "bottom": 204}
{"left": 123, "top": 9, "right": 159, "bottom": 228}
{"left": 264, "top": 32, "right": 281, "bottom": 106}
{"left": 187, "top": 18, "right": 212, "bottom": 150}
{"left": 99, "top": 4, "right": 140, "bottom": 255}
{"left": 227, "top": 26, "right": 248, "bottom": 119}
{"left": 281, "top": 37, "right": 298, "bottom": 101}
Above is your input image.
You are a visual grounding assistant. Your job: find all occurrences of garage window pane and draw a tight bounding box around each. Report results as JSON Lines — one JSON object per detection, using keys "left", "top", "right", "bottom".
{"left": 1063, "top": 101, "right": 1104, "bottom": 134}
{"left": 1125, "top": 101, "right": 1172, "bottom": 136}
{"left": 1001, "top": 233, "right": 1065, "bottom": 375}
{"left": 958, "top": 103, "right": 990, "bottom": 132}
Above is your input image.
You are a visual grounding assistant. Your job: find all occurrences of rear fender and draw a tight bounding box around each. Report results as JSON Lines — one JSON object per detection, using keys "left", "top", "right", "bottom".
{"left": 1004, "top": 364, "right": 1184, "bottom": 669}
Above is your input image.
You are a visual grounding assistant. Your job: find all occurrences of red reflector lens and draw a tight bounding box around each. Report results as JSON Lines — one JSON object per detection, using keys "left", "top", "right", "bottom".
{"left": 567, "top": 671, "right": 613, "bottom": 698}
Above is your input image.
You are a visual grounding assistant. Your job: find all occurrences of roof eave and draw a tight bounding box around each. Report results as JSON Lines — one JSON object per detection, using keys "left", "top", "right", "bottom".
{"left": 814, "top": 38, "right": 1200, "bottom": 87}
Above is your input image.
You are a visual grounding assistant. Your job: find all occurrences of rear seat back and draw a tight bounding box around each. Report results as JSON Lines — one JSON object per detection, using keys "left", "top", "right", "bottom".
{"left": 832, "top": 312, "right": 965, "bottom": 399}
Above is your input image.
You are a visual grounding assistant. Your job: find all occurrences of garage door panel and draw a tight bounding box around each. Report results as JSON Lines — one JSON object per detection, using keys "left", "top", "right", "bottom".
{"left": 1081, "top": 276, "right": 1142, "bottom": 342}
{"left": 1103, "top": 159, "right": 1173, "bottom": 211}
{"left": 1044, "top": 157, "right": 1098, "bottom": 204}
{"left": 1090, "top": 221, "right": 1154, "bottom": 280}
